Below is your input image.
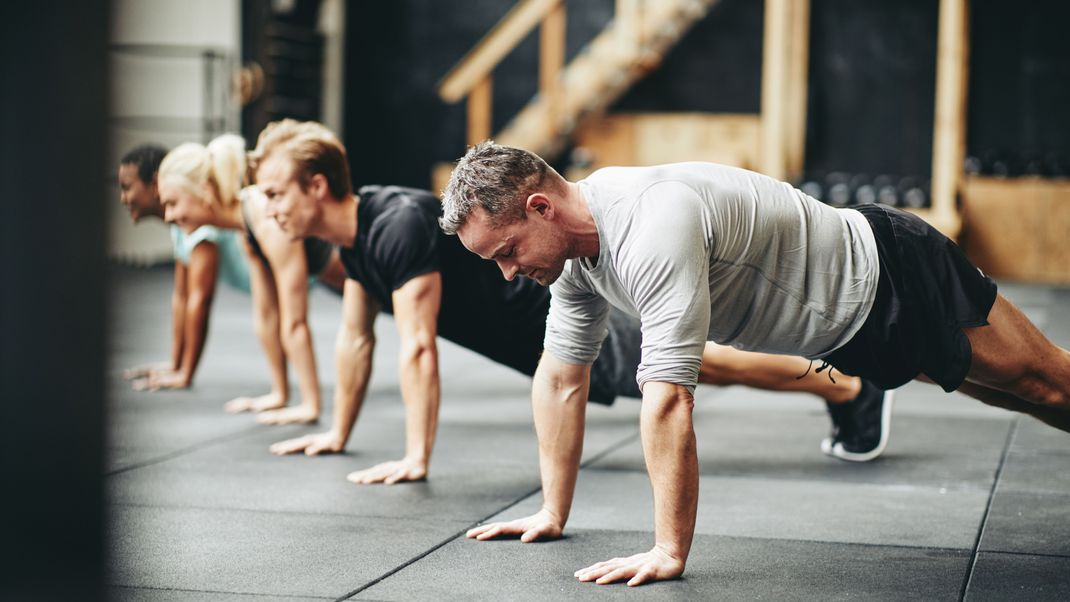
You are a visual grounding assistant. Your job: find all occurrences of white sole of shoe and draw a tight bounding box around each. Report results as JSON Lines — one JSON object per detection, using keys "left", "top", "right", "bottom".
{"left": 822, "top": 388, "right": 896, "bottom": 463}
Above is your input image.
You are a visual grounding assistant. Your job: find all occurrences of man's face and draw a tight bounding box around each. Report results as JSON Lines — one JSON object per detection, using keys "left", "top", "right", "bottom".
{"left": 117, "top": 164, "right": 159, "bottom": 223}
{"left": 256, "top": 154, "right": 317, "bottom": 240}
{"left": 457, "top": 203, "right": 570, "bottom": 286}
{"left": 158, "top": 179, "right": 214, "bottom": 234}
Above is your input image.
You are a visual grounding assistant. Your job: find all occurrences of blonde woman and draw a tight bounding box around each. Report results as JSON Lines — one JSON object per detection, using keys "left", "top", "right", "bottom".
{"left": 119, "top": 144, "right": 251, "bottom": 392}
{"left": 158, "top": 134, "right": 346, "bottom": 425}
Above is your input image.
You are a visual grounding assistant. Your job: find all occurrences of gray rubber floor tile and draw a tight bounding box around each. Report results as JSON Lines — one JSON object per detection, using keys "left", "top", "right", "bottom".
{"left": 1011, "top": 415, "right": 1070, "bottom": 454}
{"left": 109, "top": 585, "right": 331, "bottom": 601}
{"left": 978, "top": 490, "right": 1070, "bottom": 557}
{"left": 965, "top": 552, "right": 1070, "bottom": 601}
{"left": 997, "top": 448, "right": 1070, "bottom": 495}
{"left": 589, "top": 402, "right": 1012, "bottom": 490}
{"left": 353, "top": 530, "right": 969, "bottom": 601}
{"left": 109, "top": 504, "right": 471, "bottom": 599}
{"left": 494, "top": 469, "right": 987, "bottom": 549}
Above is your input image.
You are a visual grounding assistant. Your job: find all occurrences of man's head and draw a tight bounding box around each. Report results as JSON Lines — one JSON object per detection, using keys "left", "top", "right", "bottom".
{"left": 441, "top": 141, "right": 571, "bottom": 286}
{"left": 249, "top": 119, "right": 352, "bottom": 239}
{"left": 118, "top": 144, "right": 167, "bottom": 223}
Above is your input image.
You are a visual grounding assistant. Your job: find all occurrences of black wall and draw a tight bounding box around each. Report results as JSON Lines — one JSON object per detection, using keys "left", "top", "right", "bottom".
{"left": 1, "top": 2, "right": 109, "bottom": 600}
{"left": 968, "top": 0, "right": 1070, "bottom": 173}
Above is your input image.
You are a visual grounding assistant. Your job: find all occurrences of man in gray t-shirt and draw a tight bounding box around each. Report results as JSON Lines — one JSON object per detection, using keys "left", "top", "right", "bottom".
{"left": 440, "top": 142, "right": 1070, "bottom": 587}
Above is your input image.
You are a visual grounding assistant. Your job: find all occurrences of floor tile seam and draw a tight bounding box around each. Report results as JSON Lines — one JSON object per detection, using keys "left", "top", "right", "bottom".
{"left": 563, "top": 526, "right": 975, "bottom": 554}
{"left": 331, "top": 523, "right": 491, "bottom": 601}
{"left": 332, "top": 436, "right": 644, "bottom": 602}
{"left": 974, "top": 549, "right": 1070, "bottom": 560}
{"left": 959, "top": 417, "right": 1017, "bottom": 601}
{"left": 107, "top": 500, "right": 476, "bottom": 523}
{"left": 575, "top": 466, "right": 998, "bottom": 493}
{"left": 107, "top": 582, "right": 334, "bottom": 599}
{"left": 104, "top": 424, "right": 267, "bottom": 477}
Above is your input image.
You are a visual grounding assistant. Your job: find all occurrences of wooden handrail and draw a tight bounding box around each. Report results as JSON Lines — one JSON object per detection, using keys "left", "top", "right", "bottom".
{"left": 437, "top": 0, "right": 563, "bottom": 104}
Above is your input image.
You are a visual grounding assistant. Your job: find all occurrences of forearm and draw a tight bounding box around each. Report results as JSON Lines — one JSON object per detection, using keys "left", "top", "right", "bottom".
{"left": 252, "top": 310, "right": 288, "bottom": 397}
{"left": 532, "top": 362, "right": 588, "bottom": 526}
{"left": 331, "top": 334, "right": 374, "bottom": 446}
{"left": 640, "top": 382, "right": 698, "bottom": 564}
{"left": 177, "top": 292, "right": 213, "bottom": 385}
{"left": 398, "top": 342, "right": 440, "bottom": 463}
{"left": 170, "top": 292, "right": 186, "bottom": 372}
{"left": 280, "top": 321, "right": 320, "bottom": 408}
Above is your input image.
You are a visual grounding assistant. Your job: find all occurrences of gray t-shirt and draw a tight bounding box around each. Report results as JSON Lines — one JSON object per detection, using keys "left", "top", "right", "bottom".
{"left": 544, "top": 162, "right": 879, "bottom": 393}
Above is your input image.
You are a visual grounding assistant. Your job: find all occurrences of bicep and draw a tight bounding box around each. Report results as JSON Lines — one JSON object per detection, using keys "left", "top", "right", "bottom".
{"left": 391, "top": 272, "right": 441, "bottom": 341}
{"left": 340, "top": 278, "right": 380, "bottom": 337}
{"left": 543, "top": 274, "right": 609, "bottom": 365}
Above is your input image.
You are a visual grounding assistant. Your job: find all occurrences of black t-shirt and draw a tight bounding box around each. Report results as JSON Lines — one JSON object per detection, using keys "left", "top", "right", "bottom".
{"left": 339, "top": 185, "right": 549, "bottom": 376}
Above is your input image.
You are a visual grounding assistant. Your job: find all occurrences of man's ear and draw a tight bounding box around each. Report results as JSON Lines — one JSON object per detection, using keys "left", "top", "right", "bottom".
{"left": 309, "top": 173, "right": 329, "bottom": 199}
{"left": 526, "top": 192, "right": 553, "bottom": 218}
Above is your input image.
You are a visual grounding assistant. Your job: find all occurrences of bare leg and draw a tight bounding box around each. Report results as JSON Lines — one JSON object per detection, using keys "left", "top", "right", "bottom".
{"left": 698, "top": 343, "right": 861, "bottom": 402}
{"left": 958, "top": 293, "right": 1070, "bottom": 432}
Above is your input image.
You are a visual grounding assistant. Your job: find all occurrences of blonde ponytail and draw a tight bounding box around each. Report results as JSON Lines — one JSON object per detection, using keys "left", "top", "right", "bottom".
{"left": 158, "top": 133, "right": 247, "bottom": 207}
{"left": 206, "top": 133, "right": 247, "bottom": 206}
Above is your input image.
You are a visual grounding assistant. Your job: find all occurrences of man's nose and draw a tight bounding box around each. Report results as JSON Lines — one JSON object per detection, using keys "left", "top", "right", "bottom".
{"left": 496, "top": 259, "right": 518, "bottom": 281}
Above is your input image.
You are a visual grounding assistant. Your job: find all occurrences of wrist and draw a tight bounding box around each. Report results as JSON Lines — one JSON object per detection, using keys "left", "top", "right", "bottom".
{"left": 539, "top": 505, "right": 568, "bottom": 528}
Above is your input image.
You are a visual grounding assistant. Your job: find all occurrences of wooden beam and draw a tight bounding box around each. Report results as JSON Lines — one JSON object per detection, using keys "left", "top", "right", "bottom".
{"left": 467, "top": 77, "right": 492, "bottom": 146}
{"left": 759, "top": 0, "right": 789, "bottom": 180}
{"left": 930, "top": 0, "right": 969, "bottom": 223}
{"left": 539, "top": 1, "right": 566, "bottom": 135}
{"left": 784, "top": 0, "right": 810, "bottom": 180}
{"left": 438, "top": 0, "right": 562, "bottom": 103}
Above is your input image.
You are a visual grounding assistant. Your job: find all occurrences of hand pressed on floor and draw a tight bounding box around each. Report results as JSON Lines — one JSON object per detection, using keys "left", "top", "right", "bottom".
{"left": 574, "top": 545, "right": 685, "bottom": 587}
{"left": 466, "top": 508, "right": 564, "bottom": 543}
{"left": 223, "top": 392, "right": 285, "bottom": 414}
{"left": 256, "top": 404, "right": 318, "bottom": 425}
{"left": 269, "top": 431, "right": 345, "bottom": 456}
{"left": 346, "top": 456, "right": 427, "bottom": 485}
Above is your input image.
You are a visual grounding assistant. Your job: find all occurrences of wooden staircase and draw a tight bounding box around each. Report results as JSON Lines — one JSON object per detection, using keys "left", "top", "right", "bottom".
{"left": 437, "top": 0, "right": 719, "bottom": 162}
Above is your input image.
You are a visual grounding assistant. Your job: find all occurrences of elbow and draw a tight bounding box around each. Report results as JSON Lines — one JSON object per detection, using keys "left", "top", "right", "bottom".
{"left": 642, "top": 383, "right": 695, "bottom": 422}
{"left": 400, "top": 332, "right": 438, "bottom": 365}
{"left": 280, "top": 319, "right": 309, "bottom": 346}
{"left": 337, "top": 328, "right": 375, "bottom": 356}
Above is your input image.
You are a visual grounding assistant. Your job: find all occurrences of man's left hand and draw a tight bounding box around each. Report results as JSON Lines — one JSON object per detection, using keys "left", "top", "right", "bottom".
{"left": 574, "top": 545, "right": 685, "bottom": 587}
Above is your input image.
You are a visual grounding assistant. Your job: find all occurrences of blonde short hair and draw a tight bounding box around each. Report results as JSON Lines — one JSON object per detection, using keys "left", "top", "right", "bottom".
{"left": 249, "top": 119, "right": 352, "bottom": 199}
{"left": 158, "top": 133, "right": 246, "bottom": 207}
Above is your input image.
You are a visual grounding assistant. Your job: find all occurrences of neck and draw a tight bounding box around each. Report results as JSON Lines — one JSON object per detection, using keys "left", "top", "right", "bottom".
{"left": 210, "top": 202, "right": 244, "bottom": 231}
{"left": 314, "top": 193, "right": 359, "bottom": 247}
{"left": 560, "top": 181, "right": 600, "bottom": 260}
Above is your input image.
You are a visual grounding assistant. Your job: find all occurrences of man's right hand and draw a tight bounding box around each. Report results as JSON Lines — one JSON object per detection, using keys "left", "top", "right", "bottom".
{"left": 465, "top": 508, "right": 565, "bottom": 543}
{"left": 269, "top": 431, "right": 345, "bottom": 456}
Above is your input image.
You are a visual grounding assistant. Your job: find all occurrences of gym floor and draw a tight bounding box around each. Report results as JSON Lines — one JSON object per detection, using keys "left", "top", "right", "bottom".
{"left": 106, "top": 265, "right": 1070, "bottom": 601}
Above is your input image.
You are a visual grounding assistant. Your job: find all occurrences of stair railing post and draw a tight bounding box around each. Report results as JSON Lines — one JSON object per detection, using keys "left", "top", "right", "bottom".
{"left": 540, "top": 1, "right": 566, "bottom": 138}
{"left": 467, "top": 77, "right": 493, "bottom": 146}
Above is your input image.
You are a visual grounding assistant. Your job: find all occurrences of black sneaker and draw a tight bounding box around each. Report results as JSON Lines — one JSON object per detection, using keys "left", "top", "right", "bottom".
{"left": 821, "top": 379, "right": 895, "bottom": 462}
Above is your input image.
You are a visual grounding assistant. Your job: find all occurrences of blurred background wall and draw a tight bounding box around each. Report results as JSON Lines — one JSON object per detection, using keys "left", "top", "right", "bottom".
{"left": 108, "top": 0, "right": 1070, "bottom": 274}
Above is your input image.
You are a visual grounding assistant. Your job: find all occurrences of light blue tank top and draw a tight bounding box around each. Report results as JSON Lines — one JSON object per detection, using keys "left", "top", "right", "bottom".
{"left": 170, "top": 225, "right": 251, "bottom": 293}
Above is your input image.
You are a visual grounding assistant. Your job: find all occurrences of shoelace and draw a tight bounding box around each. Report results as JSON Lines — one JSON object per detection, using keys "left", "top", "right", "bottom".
{"left": 796, "top": 359, "right": 837, "bottom": 384}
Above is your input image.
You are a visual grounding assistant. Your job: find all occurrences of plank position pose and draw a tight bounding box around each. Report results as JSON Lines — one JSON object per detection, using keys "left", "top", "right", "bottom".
{"left": 253, "top": 120, "right": 893, "bottom": 488}
{"left": 155, "top": 134, "right": 347, "bottom": 425}
{"left": 441, "top": 142, "right": 1070, "bottom": 586}
{"left": 118, "top": 144, "right": 252, "bottom": 392}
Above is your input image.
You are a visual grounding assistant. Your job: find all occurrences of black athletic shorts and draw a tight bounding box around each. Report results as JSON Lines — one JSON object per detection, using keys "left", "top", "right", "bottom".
{"left": 824, "top": 204, "right": 998, "bottom": 392}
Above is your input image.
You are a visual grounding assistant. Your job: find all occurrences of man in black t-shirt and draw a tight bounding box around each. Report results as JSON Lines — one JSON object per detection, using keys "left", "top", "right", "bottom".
{"left": 248, "top": 120, "right": 893, "bottom": 485}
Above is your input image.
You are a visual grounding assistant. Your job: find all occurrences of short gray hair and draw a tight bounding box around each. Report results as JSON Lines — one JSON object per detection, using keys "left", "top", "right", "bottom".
{"left": 439, "top": 141, "right": 555, "bottom": 235}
